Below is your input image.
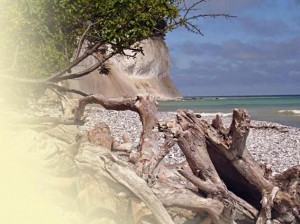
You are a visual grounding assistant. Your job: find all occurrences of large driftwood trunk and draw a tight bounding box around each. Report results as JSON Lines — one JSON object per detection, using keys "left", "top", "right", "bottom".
{"left": 174, "top": 109, "right": 300, "bottom": 224}
{"left": 71, "top": 94, "right": 300, "bottom": 223}
{"left": 19, "top": 94, "right": 299, "bottom": 223}
{"left": 74, "top": 94, "right": 161, "bottom": 177}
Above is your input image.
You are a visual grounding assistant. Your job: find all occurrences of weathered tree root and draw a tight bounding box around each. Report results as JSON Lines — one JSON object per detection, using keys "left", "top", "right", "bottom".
{"left": 74, "top": 94, "right": 160, "bottom": 177}
{"left": 100, "top": 153, "right": 175, "bottom": 224}
{"left": 72, "top": 95, "right": 299, "bottom": 223}
{"left": 173, "top": 109, "right": 300, "bottom": 223}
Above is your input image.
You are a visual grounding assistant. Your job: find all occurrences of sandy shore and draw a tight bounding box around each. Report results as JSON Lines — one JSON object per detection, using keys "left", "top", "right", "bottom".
{"left": 82, "top": 107, "right": 300, "bottom": 174}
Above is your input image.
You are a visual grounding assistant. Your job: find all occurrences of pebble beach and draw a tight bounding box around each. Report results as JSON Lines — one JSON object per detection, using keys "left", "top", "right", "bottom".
{"left": 82, "top": 107, "right": 300, "bottom": 174}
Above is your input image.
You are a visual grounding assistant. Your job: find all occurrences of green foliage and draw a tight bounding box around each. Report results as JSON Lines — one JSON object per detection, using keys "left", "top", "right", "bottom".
{"left": 0, "top": 0, "right": 180, "bottom": 78}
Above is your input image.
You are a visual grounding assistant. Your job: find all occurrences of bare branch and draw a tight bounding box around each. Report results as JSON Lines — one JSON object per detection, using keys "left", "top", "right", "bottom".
{"left": 48, "top": 83, "right": 89, "bottom": 97}
{"left": 74, "top": 23, "right": 93, "bottom": 60}
{"left": 167, "top": 13, "right": 235, "bottom": 33}
{"left": 45, "top": 41, "right": 104, "bottom": 81}
{"left": 108, "top": 42, "right": 144, "bottom": 57}
{"left": 100, "top": 153, "right": 175, "bottom": 224}
{"left": 184, "top": 21, "right": 203, "bottom": 35}
{"left": 178, "top": 169, "right": 218, "bottom": 194}
{"left": 0, "top": 74, "right": 89, "bottom": 97}
{"left": 64, "top": 47, "right": 70, "bottom": 62}
{"left": 74, "top": 95, "right": 138, "bottom": 122}
{"left": 49, "top": 87, "right": 73, "bottom": 114}
{"left": 183, "top": 0, "right": 207, "bottom": 19}
{"left": 51, "top": 51, "right": 117, "bottom": 82}
{"left": 186, "top": 13, "right": 235, "bottom": 21}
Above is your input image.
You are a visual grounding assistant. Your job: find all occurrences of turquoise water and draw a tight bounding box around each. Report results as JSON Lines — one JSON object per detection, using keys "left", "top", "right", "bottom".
{"left": 159, "top": 95, "right": 300, "bottom": 128}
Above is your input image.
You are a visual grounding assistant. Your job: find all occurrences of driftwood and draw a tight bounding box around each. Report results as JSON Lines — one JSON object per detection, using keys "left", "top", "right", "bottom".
{"left": 250, "top": 125, "right": 289, "bottom": 133}
{"left": 100, "top": 153, "right": 175, "bottom": 224}
{"left": 8, "top": 94, "right": 299, "bottom": 224}
{"left": 173, "top": 109, "right": 299, "bottom": 223}
{"left": 72, "top": 95, "right": 300, "bottom": 223}
{"left": 74, "top": 94, "right": 160, "bottom": 177}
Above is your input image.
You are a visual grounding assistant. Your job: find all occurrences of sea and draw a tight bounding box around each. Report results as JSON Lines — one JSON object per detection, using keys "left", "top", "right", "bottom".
{"left": 158, "top": 95, "right": 300, "bottom": 128}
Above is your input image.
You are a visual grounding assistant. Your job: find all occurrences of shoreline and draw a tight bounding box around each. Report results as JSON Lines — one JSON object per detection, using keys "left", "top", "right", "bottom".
{"left": 82, "top": 107, "right": 300, "bottom": 174}
{"left": 158, "top": 95, "right": 300, "bottom": 128}
{"left": 8, "top": 101, "right": 298, "bottom": 175}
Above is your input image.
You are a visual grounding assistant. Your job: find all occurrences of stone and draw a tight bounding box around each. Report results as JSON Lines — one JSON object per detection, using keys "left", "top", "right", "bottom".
{"left": 113, "top": 143, "right": 133, "bottom": 153}
{"left": 112, "top": 140, "right": 121, "bottom": 149}
{"left": 122, "top": 134, "right": 132, "bottom": 143}
{"left": 166, "top": 120, "right": 175, "bottom": 128}
{"left": 88, "top": 122, "right": 114, "bottom": 149}
{"left": 81, "top": 108, "right": 300, "bottom": 174}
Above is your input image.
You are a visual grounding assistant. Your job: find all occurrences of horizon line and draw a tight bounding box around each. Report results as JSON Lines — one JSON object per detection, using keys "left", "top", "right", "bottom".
{"left": 182, "top": 94, "right": 300, "bottom": 97}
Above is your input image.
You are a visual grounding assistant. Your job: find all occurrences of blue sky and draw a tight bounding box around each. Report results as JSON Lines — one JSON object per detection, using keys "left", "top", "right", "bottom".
{"left": 165, "top": 0, "right": 300, "bottom": 96}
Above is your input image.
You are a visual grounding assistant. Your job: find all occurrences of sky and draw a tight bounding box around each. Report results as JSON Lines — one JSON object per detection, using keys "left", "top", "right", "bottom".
{"left": 165, "top": 0, "right": 300, "bottom": 96}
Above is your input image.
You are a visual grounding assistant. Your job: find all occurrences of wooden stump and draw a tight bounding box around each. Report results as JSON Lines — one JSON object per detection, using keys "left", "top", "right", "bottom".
{"left": 174, "top": 109, "right": 300, "bottom": 223}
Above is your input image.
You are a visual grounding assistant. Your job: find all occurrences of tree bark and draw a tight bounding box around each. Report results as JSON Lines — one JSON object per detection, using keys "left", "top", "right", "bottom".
{"left": 8, "top": 94, "right": 300, "bottom": 223}
{"left": 74, "top": 94, "right": 160, "bottom": 177}
{"left": 174, "top": 109, "right": 300, "bottom": 223}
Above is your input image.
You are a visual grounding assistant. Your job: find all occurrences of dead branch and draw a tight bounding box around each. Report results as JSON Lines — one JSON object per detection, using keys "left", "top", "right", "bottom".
{"left": 100, "top": 153, "right": 175, "bottom": 224}
{"left": 183, "top": 0, "right": 207, "bottom": 19}
{"left": 74, "top": 94, "right": 160, "bottom": 177}
{"left": 274, "top": 165, "right": 300, "bottom": 208}
{"left": 174, "top": 109, "right": 299, "bottom": 223}
{"left": 174, "top": 110, "right": 257, "bottom": 221}
{"left": 74, "top": 95, "right": 138, "bottom": 122}
{"left": 250, "top": 125, "right": 289, "bottom": 133}
{"left": 45, "top": 41, "right": 104, "bottom": 81}
{"left": 74, "top": 23, "right": 93, "bottom": 60}
{"left": 50, "top": 51, "right": 117, "bottom": 83}
{"left": 7, "top": 93, "right": 299, "bottom": 223}
{"left": 155, "top": 186, "right": 224, "bottom": 221}
{"left": 168, "top": 13, "right": 235, "bottom": 34}
{"left": 48, "top": 83, "right": 89, "bottom": 97}
{"left": 49, "top": 87, "right": 72, "bottom": 114}
{"left": 151, "top": 132, "right": 176, "bottom": 176}
{"left": 0, "top": 75, "right": 89, "bottom": 97}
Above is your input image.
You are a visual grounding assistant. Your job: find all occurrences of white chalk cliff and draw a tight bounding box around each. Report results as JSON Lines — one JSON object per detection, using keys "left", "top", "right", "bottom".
{"left": 64, "top": 37, "right": 181, "bottom": 99}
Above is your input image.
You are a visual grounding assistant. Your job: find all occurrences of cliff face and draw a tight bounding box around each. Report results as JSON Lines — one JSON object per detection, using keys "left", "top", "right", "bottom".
{"left": 65, "top": 37, "right": 181, "bottom": 99}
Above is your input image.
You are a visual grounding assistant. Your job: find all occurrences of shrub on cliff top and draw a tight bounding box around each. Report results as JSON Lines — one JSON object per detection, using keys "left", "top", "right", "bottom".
{"left": 0, "top": 0, "right": 230, "bottom": 99}
{"left": 0, "top": 0, "right": 180, "bottom": 78}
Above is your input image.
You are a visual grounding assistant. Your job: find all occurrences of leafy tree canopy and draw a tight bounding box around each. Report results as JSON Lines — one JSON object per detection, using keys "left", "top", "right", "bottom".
{"left": 0, "top": 0, "right": 181, "bottom": 78}
{"left": 0, "top": 0, "right": 231, "bottom": 94}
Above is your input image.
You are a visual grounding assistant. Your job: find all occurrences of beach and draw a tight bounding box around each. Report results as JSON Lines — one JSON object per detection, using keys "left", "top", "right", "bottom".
{"left": 82, "top": 107, "right": 300, "bottom": 174}
{"left": 1, "top": 102, "right": 299, "bottom": 223}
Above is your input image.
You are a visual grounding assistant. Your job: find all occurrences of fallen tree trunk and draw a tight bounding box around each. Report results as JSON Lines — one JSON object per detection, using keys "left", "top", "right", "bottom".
{"left": 174, "top": 109, "right": 300, "bottom": 223}
{"left": 73, "top": 95, "right": 299, "bottom": 223}
{"left": 74, "top": 94, "right": 160, "bottom": 177}
{"left": 10, "top": 94, "right": 299, "bottom": 223}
